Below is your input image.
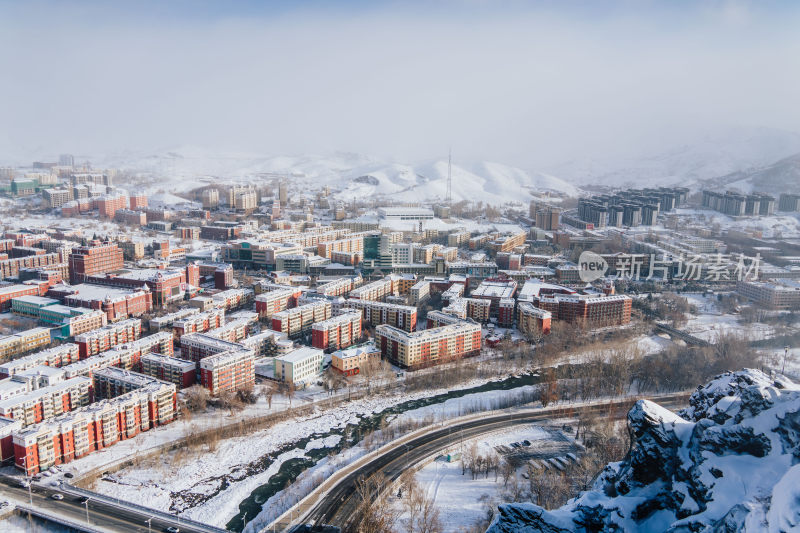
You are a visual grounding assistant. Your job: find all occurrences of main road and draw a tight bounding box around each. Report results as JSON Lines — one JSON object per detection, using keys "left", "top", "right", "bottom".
{"left": 0, "top": 475, "right": 222, "bottom": 533}
{"left": 286, "top": 392, "right": 690, "bottom": 532}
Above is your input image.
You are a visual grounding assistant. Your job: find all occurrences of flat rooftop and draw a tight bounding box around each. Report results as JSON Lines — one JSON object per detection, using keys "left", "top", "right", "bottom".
{"left": 275, "top": 346, "right": 323, "bottom": 363}
{"left": 11, "top": 295, "right": 59, "bottom": 306}
{"left": 68, "top": 283, "right": 146, "bottom": 302}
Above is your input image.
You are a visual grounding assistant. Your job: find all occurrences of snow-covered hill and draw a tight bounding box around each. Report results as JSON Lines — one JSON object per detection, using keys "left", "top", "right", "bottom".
{"left": 548, "top": 126, "right": 800, "bottom": 190}
{"left": 487, "top": 369, "right": 800, "bottom": 533}
{"left": 96, "top": 148, "right": 580, "bottom": 205}
{"left": 703, "top": 152, "right": 800, "bottom": 195}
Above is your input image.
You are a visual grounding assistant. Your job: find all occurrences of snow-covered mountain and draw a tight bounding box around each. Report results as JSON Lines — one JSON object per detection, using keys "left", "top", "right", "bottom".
{"left": 702, "top": 152, "right": 800, "bottom": 195}
{"left": 487, "top": 369, "right": 800, "bottom": 533}
{"left": 95, "top": 148, "right": 580, "bottom": 205}
{"left": 548, "top": 127, "right": 800, "bottom": 190}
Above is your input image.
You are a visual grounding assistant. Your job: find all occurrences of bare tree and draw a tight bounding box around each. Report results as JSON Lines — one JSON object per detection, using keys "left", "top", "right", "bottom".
{"left": 184, "top": 385, "right": 210, "bottom": 412}
{"left": 346, "top": 472, "right": 399, "bottom": 533}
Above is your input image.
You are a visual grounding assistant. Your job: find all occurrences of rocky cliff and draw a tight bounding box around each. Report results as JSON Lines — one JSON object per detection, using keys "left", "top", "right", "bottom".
{"left": 487, "top": 369, "right": 800, "bottom": 532}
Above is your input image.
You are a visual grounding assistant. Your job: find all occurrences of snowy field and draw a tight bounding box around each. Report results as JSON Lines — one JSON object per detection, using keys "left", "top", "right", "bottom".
{"left": 683, "top": 293, "right": 774, "bottom": 342}
{"left": 391, "top": 423, "right": 577, "bottom": 533}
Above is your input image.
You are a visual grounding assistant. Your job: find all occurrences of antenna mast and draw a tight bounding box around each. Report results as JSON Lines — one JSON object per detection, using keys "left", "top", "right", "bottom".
{"left": 446, "top": 148, "right": 452, "bottom": 206}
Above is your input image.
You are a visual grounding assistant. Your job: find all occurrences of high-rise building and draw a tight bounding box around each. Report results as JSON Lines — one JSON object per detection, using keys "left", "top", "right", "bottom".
{"left": 778, "top": 193, "right": 800, "bottom": 212}
{"left": 279, "top": 181, "right": 288, "bottom": 206}
{"left": 202, "top": 189, "right": 220, "bottom": 209}
{"left": 535, "top": 207, "right": 560, "bottom": 231}
{"left": 68, "top": 241, "right": 124, "bottom": 284}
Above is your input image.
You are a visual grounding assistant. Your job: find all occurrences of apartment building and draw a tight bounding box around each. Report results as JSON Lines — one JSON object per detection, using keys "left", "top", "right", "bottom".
{"left": 535, "top": 293, "right": 632, "bottom": 326}
{"left": 11, "top": 380, "right": 176, "bottom": 475}
{"left": 331, "top": 344, "right": 380, "bottom": 376}
{"left": 408, "top": 280, "right": 430, "bottom": 306}
{"left": 149, "top": 307, "right": 199, "bottom": 332}
{"left": 488, "top": 231, "right": 527, "bottom": 253}
{"left": 311, "top": 311, "right": 362, "bottom": 352}
{"left": 0, "top": 376, "right": 91, "bottom": 427}
{"left": 0, "top": 344, "right": 80, "bottom": 378}
{"left": 46, "top": 308, "right": 107, "bottom": 338}
{"left": 470, "top": 278, "right": 518, "bottom": 316}
{"left": 0, "top": 253, "right": 61, "bottom": 282}
{"left": 340, "top": 299, "right": 418, "bottom": 332}
{"left": 140, "top": 353, "right": 196, "bottom": 389}
{"left": 517, "top": 302, "right": 552, "bottom": 336}
{"left": 778, "top": 193, "right": 800, "bottom": 212}
{"left": 498, "top": 298, "right": 515, "bottom": 328}
{"left": 211, "top": 288, "right": 253, "bottom": 311}
{"left": 173, "top": 308, "right": 225, "bottom": 342}
{"left": 255, "top": 288, "right": 297, "bottom": 319}
{"left": 240, "top": 330, "right": 286, "bottom": 358}
{"left": 202, "top": 189, "right": 220, "bottom": 209}
{"left": 93, "top": 367, "right": 173, "bottom": 400}
{"left": 273, "top": 347, "right": 324, "bottom": 386}
{"left": 447, "top": 231, "right": 471, "bottom": 247}
{"left": 200, "top": 349, "right": 255, "bottom": 394}
{"left": 271, "top": 299, "right": 332, "bottom": 338}
{"left": 315, "top": 277, "right": 357, "bottom": 298}
{"left": 96, "top": 192, "right": 128, "bottom": 218}
{"left": 736, "top": 280, "right": 800, "bottom": 310}
{"left": 180, "top": 333, "right": 241, "bottom": 366}
{"left": 349, "top": 277, "right": 395, "bottom": 301}
{"left": 114, "top": 209, "right": 146, "bottom": 226}
{"left": 374, "top": 321, "right": 482, "bottom": 369}
{"left": 68, "top": 242, "right": 124, "bottom": 284}
{"left": 129, "top": 194, "right": 148, "bottom": 210}
{"left": 43, "top": 188, "right": 73, "bottom": 209}
{"left": 205, "top": 317, "right": 252, "bottom": 343}
{"left": 74, "top": 318, "right": 142, "bottom": 359}
{"left": 62, "top": 332, "right": 174, "bottom": 382}
{"left": 317, "top": 235, "right": 364, "bottom": 259}
{"left": 0, "top": 328, "right": 52, "bottom": 361}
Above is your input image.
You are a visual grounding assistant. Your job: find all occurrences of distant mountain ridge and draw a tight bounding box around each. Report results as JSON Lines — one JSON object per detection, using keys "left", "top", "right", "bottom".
{"left": 98, "top": 148, "right": 580, "bottom": 205}
{"left": 90, "top": 126, "right": 800, "bottom": 202}
{"left": 547, "top": 126, "right": 800, "bottom": 190}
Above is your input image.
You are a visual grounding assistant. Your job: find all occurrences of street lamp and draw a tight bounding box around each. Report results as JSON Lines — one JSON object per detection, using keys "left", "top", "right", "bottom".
{"left": 146, "top": 517, "right": 153, "bottom": 533}
{"left": 83, "top": 498, "right": 90, "bottom": 525}
{"left": 20, "top": 457, "right": 32, "bottom": 505}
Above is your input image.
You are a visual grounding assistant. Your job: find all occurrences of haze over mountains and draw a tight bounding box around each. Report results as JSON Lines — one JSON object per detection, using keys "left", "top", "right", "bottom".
{"left": 81, "top": 125, "right": 800, "bottom": 203}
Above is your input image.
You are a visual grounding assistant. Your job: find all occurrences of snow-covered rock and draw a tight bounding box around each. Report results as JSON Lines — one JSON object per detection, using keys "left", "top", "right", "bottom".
{"left": 487, "top": 369, "right": 800, "bottom": 533}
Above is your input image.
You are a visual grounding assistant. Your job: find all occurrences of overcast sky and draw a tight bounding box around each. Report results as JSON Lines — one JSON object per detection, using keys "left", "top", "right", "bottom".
{"left": 1, "top": 0, "right": 799, "bottom": 167}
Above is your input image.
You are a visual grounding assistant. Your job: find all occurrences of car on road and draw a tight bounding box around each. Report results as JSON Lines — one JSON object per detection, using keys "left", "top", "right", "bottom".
{"left": 50, "top": 493, "right": 64, "bottom": 500}
{"left": 18, "top": 480, "right": 29, "bottom": 488}
{"left": 165, "top": 527, "right": 180, "bottom": 533}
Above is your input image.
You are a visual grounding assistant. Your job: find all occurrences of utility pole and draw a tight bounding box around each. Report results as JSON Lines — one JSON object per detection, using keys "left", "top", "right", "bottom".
{"left": 783, "top": 345, "right": 790, "bottom": 375}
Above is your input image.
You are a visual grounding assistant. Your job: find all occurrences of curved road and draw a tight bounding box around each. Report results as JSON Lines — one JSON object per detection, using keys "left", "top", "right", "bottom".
{"left": 291, "top": 393, "right": 690, "bottom": 532}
